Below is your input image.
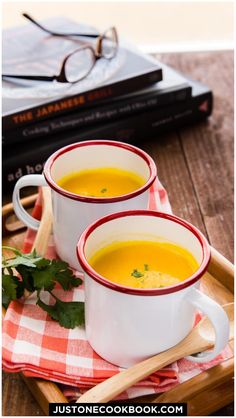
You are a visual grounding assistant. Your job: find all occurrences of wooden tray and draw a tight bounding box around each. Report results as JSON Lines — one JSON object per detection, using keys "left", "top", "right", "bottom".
{"left": 2, "top": 193, "right": 234, "bottom": 416}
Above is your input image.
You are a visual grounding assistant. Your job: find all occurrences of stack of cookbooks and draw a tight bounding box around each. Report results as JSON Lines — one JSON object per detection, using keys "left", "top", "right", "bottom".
{"left": 2, "top": 16, "right": 213, "bottom": 194}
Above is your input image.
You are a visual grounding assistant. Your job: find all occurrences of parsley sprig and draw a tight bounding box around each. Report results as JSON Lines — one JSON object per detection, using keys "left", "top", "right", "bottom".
{"left": 2, "top": 246, "right": 84, "bottom": 329}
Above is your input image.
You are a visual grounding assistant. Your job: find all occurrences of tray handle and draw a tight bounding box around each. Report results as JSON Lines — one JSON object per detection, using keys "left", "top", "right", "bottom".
{"left": 209, "top": 246, "right": 234, "bottom": 293}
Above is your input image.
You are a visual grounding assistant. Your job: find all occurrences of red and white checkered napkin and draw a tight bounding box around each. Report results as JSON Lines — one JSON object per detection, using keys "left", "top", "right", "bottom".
{"left": 2, "top": 179, "right": 232, "bottom": 401}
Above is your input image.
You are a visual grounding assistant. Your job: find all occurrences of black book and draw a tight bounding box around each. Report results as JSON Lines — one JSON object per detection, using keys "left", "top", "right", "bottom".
{"left": 3, "top": 63, "right": 192, "bottom": 145}
{"left": 2, "top": 17, "right": 162, "bottom": 131}
{"left": 3, "top": 79, "right": 213, "bottom": 195}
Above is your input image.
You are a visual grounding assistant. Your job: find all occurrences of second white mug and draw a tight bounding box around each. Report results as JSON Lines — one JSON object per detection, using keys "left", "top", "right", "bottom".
{"left": 77, "top": 210, "right": 229, "bottom": 367}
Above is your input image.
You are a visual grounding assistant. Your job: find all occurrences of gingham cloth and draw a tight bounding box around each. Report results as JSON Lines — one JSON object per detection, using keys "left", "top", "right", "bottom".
{"left": 2, "top": 179, "right": 232, "bottom": 401}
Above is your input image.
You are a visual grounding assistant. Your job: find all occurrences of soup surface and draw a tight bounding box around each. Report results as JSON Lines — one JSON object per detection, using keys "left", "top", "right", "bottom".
{"left": 57, "top": 167, "right": 145, "bottom": 197}
{"left": 89, "top": 240, "right": 199, "bottom": 289}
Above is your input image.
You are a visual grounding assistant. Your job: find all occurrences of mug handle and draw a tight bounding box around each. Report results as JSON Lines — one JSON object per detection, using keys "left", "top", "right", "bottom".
{"left": 185, "top": 287, "right": 229, "bottom": 363}
{"left": 12, "top": 174, "right": 48, "bottom": 231}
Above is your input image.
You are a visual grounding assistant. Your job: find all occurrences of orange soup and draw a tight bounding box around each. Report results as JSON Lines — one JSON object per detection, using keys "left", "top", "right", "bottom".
{"left": 57, "top": 167, "right": 145, "bottom": 197}
{"left": 89, "top": 240, "right": 199, "bottom": 289}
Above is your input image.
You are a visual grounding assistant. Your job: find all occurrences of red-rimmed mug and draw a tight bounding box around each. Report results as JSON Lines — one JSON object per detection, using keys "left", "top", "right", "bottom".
{"left": 12, "top": 140, "right": 157, "bottom": 269}
{"left": 77, "top": 210, "right": 230, "bottom": 367}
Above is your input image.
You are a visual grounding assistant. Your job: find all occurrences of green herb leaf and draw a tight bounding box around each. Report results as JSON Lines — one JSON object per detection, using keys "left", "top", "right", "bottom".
{"left": 131, "top": 269, "right": 144, "bottom": 278}
{"left": 2, "top": 247, "right": 84, "bottom": 329}
{"left": 35, "top": 258, "right": 51, "bottom": 269}
{"left": 100, "top": 188, "right": 107, "bottom": 193}
{"left": 32, "top": 259, "right": 82, "bottom": 291}
{"left": 144, "top": 264, "right": 149, "bottom": 271}
{"left": 3, "top": 255, "right": 40, "bottom": 269}
{"left": 2, "top": 274, "right": 24, "bottom": 308}
{"left": 2, "top": 293, "right": 11, "bottom": 309}
{"left": 50, "top": 260, "right": 82, "bottom": 290}
{"left": 37, "top": 293, "right": 85, "bottom": 329}
{"left": 2, "top": 249, "right": 43, "bottom": 269}
{"left": 2, "top": 275, "right": 18, "bottom": 301}
{"left": 32, "top": 268, "right": 55, "bottom": 291}
{"left": 16, "top": 265, "right": 35, "bottom": 292}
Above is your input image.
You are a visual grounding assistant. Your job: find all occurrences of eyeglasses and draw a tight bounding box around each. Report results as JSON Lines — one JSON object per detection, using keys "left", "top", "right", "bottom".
{"left": 2, "top": 13, "right": 119, "bottom": 84}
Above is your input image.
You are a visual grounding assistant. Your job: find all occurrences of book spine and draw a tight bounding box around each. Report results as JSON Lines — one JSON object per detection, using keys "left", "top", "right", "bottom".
{"left": 3, "top": 86, "right": 192, "bottom": 145}
{"left": 2, "top": 91, "right": 212, "bottom": 196}
{"left": 3, "top": 68, "right": 162, "bottom": 132}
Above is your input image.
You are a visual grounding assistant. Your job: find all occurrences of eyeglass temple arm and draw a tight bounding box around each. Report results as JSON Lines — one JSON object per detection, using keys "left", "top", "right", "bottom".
{"left": 22, "top": 13, "right": 99, "bottom": 38}
{"left": 2, "top": 74, "right": 56, "bottom": 82}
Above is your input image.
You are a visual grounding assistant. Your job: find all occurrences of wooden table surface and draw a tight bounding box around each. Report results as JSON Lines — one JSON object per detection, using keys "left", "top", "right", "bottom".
{"left": 2, "top": 51, "right": 234, "bottom": 416}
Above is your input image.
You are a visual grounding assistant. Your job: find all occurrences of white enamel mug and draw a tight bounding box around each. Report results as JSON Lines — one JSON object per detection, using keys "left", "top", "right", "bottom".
{"left": 77, "top": 210, "right": 230, "bottom": 368}
{"left": 12, "top": 140, "right": 157, "bottom": 269}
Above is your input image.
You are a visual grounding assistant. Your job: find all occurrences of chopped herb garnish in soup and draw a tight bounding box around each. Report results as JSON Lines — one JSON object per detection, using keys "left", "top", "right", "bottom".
{"left": 131, "top": 269, "right": 144, "bottom": 278}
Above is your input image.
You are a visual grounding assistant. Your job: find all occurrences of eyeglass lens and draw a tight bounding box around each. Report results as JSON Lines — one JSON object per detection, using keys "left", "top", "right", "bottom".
{"left": 65, "top": 47, "right": 95, "bottom": 83}
{"left": 101, "top": 28, "right": 118, "bottom": 59}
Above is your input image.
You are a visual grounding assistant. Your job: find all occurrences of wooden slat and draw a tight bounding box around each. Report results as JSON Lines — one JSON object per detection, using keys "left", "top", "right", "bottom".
{"left": 142, "top": 132, "right": 207, "bottom": 234}
{"left": 208, "top": 246, "right": 234, "bottom": 293}
{"left": 32, "top": 187, "right": 52, "bottom": 255}
{"left": 187, "top": 379, "right": 234, "bottom": 416}
{"left": 201, "top": 272, "right": 234, "bottom": 305}
{"left": 22, "top": 377, "right": 68, "bottom": 415}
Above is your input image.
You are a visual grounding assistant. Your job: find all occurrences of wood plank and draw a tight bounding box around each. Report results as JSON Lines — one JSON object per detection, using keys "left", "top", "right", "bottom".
{"left": 2, "top": 372, "right": 44, "bottom": 416}
{"left": 142, "top": 132, "right": 207, "bottom": 234}
{"left": 157, "top": 52, "right": 234, "bottom": 262}
{"left": 188, "top": 379, "right": 234, "bottom": 416}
